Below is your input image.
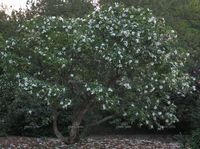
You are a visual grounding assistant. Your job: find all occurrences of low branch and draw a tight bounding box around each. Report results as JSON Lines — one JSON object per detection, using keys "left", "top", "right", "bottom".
{"left": 88, "top": 115, "right": 115, "bottom": 127}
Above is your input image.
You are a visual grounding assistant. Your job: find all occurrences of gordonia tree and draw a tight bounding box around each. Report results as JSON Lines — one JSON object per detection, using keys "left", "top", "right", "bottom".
{"left": 0, "top": 3, "right": 195, "bottom": 144}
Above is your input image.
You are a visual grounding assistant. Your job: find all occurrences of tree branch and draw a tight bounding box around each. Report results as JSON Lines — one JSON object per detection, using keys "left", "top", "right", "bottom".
{"left": 88, "top": 115, "right": 115, "bottom": 127}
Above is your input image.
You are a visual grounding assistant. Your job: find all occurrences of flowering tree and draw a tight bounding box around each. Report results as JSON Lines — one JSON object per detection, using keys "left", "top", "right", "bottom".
{"left": 1, "top": 3, "right": 194, "bottom": 144}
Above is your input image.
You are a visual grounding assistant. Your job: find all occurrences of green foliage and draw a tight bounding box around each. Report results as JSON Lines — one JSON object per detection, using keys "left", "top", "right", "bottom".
{"left": 175, "top": 133, "right": 189, "bottom": 149}
{"left": 0, "top": 75, "right": 15, "bottom": 136}
{"left": 100, "top": 0, "right": 200, "bottom": 60}
{"left": 0, "top": 3, "right": 194, "bottom": 132}
{"left": 100, "top": 0, "right": 200, "bottom": 132}
{"left": 0, "top": 0, "right": 94, "bottom": 137}
{"left": 191, "top": 95, "right": 200, "bottom": 129}
{"left": 99, "top": 0, "right": 200, "bottom": 65}
{"left": 26, "top": 0, "right": 94, "bottom": 18}
{"left": 0, "top": 10, "right": 22, "bottom": 39}
{"left": 0, "top": 33, "right": 4, "bottom": 48}
{"left": 189, "top": 128, "right": 200, "bottom": 149}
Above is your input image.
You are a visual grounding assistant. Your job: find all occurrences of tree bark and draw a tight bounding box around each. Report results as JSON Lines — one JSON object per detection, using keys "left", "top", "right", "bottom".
{"left": 88, "top": 115, "right": 115, "bottom": 127}
{"left": 52, "top": 108, "right": 68, "bottom": 143}
{"left": 68, "top": 100, "right": 94, "bottom": 144}
{"left": 52, "top": 98, "right": 94, "bottom": 144}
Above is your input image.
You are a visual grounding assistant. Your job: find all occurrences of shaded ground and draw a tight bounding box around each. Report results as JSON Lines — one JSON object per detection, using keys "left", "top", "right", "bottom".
{"left": 0, "top": 135, "right": 181, "bottom": 149}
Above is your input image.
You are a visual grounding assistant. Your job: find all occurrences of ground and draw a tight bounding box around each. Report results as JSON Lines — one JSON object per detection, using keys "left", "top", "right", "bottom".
{"left": 0, "top": 135, "right": 182, "bottom": 149}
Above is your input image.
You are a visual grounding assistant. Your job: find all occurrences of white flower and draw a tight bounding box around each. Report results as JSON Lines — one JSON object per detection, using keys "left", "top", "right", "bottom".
{"left": 108, "top": 88, "right": 113, "bottom": 92}
{"left": 67, "top": 100, "right": 72, "bottom": 106}
{"left": 108, "top": 6, "right": 112, "bottom": 11}
{"left": 114, "top": 2, "right": 119, "bottom": 7}
{"left": 192, "top": 86, "right": 196, "bottom": 91}
{"left": 123, "top": 30, "right": 130, "bottom": 37}
{"left": 8, "top": 60, "right": 13, "bottom": 64}
{"left": 124, "top": 41, "right": 128, "bottom": 47}
{"left": 68, "top": 25, "right": 72, "bottom": 29}
{"left": 150, "top": 87, "right": 155, "bottom": 92}
{"left": 99, "top": 88, "right": 103, "bottom": 92}
{"left": 128, "top": 60, "right": 133, "bottom": 64}
{"left": 136, "top": 39, "right": 140, "bottom": 43}
{"left": 61, "top": 64, "right": 66, "bottom": 68}
{"left": 158, "top": 112, "right": 162, "bottom": 115}
{"left": 102, "top": 104, "right": 106, "bottom": 110}
{"left": 134, "top": 60, "right": 139, "bottom": 64}
{"left": 118, "top": 64, "right": 123, "bottom": 68}
{"left": 155, "top": 42, "right": 161, "bottom": 46}
{"left": 124, "top": 83, "right": 132, "bottom": 89}
{"left": 123, "top": 112, "right": 127, "bottom": 116}
{"left": 136, "top": 49, "right": 140, "bottom": 53}
{"left": 148, "top": 16, "right": 156, "bottom": 23}
{"left": 16, "top": 73, "right": 20, "bottom": 78}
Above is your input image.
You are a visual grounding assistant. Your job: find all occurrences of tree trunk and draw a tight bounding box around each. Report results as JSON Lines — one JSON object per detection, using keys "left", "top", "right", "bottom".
{"left": 68, "top": 100, "right": 94, "bottom": 144}
{"left": 52, "top": 99, "right": 94, "bottom": 144}
{"left": 52, "top": 108, "right": 68, "bottom": 143}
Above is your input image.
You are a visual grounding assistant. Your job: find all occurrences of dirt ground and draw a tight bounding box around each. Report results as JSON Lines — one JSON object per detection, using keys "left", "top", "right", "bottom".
{"left": 0, "top": 135, "right": 181, "bottom": 149}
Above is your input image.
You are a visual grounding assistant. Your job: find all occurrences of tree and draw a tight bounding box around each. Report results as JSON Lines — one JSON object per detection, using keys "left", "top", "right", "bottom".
{"left": 1, "top": 3, "right": 194, "bottom": 144}
{"left": 26, "top": 0, "right": 94, "bottom": 18}
{"left": 100, "top": 0, "right": 200, "bottom": 131}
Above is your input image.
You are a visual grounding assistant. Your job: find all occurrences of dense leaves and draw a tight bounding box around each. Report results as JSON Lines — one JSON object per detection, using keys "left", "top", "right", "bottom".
{"left": 189, "top": 128, "right": 200, "bottom": 149}
{"left": 100, "top": 0, "right": 200, "bottom": 135}
{"left": 1, "top": 4, "right": 194, "bottom": 134}
{"left": 26, "top": 0, "right": 94, "bottom": 18}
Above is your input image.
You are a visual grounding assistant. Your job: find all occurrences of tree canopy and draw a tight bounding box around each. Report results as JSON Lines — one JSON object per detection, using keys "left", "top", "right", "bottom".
{"left": 0, "top": 3, "right": 195, "bottom": 143}
{"left": 26, "top": 0, "right": 94, "bottom": 18}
